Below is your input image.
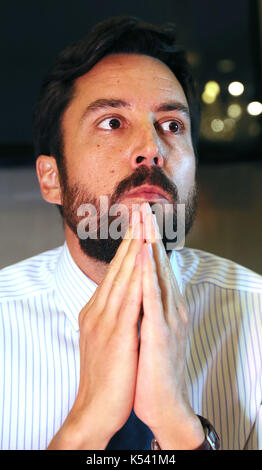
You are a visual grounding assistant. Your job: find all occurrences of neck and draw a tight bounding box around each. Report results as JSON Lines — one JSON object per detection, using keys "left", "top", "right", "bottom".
{"left": 65, "top": 225, "right": 109, "bottom": 285}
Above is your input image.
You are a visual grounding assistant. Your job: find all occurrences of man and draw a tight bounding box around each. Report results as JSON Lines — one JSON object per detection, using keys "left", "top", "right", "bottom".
{"left": 0, "top": 15, "right": 261, "bottom": 450}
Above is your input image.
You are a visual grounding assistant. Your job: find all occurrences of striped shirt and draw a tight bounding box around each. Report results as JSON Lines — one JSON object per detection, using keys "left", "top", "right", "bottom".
{"left": 0, "top": 242, "right": 261, "bottom": 450}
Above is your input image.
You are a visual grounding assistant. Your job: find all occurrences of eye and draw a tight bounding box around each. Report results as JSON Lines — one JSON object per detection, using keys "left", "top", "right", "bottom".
{"left": 160, "top": 120, "right": 184, "bottom": 134}
{"left": 97, "top": 117, "right": 122, "bottom": 130}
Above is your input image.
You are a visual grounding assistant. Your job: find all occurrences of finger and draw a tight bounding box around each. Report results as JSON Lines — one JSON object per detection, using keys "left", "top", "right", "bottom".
{"left": 117, "top": 250, "right": 143, "bottom": 330}
{"left": 79, "top": 211, "right": 141, "bottom": 330}
{"left": 152, "top": 235, "right": 186, "bottom": 328}
{"left": 140, "top": 202, "right": 175, "bottom": 295}
{"left": 141, "top": 204, "right": 187, "bottom": 330}
{"left": 141, "top": 202, "right": 182, "bottom": 304}
{"left": 140, "top": 202, "right": 161, "bottom": 243}
{"left": 88, "top": 211, "right": 141, "bottom": 313}
{"left": 149, "top": 221, "right": 188, "bottom": 327}
{"left": 142, "top": 242, "right": 165, "bottom": 324}
{"left": 103, "top": 225, "right": 143, "bottom": 321}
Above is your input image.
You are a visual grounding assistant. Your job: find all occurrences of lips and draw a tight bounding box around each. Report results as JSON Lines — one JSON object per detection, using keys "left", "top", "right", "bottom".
{"left": 123, "top": 185, "right": 169, "bottom": 201}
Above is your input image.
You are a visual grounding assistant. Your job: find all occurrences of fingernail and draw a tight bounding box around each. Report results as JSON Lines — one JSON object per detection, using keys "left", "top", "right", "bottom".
{"left": 144, "top": 202, "right": 152, "bottom": 214}
{"left": 140, "top": 202, "right": 151, "bottom": 220}
{"left": 142, "top": 202, "right": 152, "bottom": 215}
{"left": 124, "top": 210, "right": 140, "bottom": 240}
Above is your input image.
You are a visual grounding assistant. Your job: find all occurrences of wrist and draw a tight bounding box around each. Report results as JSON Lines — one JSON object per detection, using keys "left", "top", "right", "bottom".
{"left": 47, "top": 407, "right": 112, "bottom": 450}
{"left": 151, "top": 412, "right": 205, "bottom": 450}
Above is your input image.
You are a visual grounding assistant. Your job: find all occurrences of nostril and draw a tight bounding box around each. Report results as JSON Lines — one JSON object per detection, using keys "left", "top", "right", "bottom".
{"left": 136, "top": 156, "right": 145, "bottom": 164}
{"left": 153, "top": 156, "right": 158, "bottom": 165}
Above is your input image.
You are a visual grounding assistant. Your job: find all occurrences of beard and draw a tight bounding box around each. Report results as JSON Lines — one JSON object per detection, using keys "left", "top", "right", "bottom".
{"left": 59, "top": 164, "right": 198, "bottom": 264}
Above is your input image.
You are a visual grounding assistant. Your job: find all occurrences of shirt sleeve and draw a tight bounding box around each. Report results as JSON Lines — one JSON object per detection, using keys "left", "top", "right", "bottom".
{"left": 244, "top": 403, "right": 262, "bottom": 449}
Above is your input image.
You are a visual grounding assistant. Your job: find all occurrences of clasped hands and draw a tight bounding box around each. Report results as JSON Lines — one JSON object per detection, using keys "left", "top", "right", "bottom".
{"left": 48, "top": 202, "right": 204, "bottom": 450}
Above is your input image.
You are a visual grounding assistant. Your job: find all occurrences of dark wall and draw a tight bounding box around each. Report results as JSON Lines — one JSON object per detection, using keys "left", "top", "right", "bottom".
{"left": 1, "top": 0, "right": 261, "bottom": 164}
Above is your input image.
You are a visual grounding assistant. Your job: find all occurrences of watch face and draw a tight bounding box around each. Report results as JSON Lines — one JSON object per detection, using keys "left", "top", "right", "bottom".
{"left": 196, "top": 415, "right": 220, "bottom": 450}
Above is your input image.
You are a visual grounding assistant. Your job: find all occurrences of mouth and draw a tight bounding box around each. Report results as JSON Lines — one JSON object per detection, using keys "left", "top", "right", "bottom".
{"left": 122, "top": 185, "right": 170, "bottom": 202}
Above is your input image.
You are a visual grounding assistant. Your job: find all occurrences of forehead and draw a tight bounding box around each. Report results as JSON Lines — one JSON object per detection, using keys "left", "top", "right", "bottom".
{"left": 72, "top": 53, "right": 188, "bottom": 108}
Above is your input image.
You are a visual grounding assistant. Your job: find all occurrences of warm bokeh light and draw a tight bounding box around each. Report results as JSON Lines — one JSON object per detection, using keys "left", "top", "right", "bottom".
{"left": 223, "top": 118, "right": 235, "bottom": 131}
{"left": 202, "top": 91, "right": 216, "bottom": 104}
{"left": 211, "top": 119, "right": 224, "bottom": 132}
{"left": 206, "top": 81, "right": 220, "bottom": 95}
{"left": 247, "top": 101, "right": 262, "bottom": 116}
{"left": 202, "top": 81, "right": 220, "bottom": 104}
{"left": 227, "top": 104, "right": 242, "bottom": 119}
{"left": 228, "top": 81, "right": 244, "bottom": 96}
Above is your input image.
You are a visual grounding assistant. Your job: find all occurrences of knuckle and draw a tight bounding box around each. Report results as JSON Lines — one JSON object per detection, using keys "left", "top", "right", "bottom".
{"left": 109, "top": 258, "right": 118, "bottom": 271}
{"left": 163, "top": 264, "right": 170, "bottom": 278}
{"left": 122, "top": 297, "right": 138, "bottom": 310}
{"left": 112, "top": 278, "right": 122, "bottom": 288}
{"left": 154, "top": 284, "right": 162, "bottom": 301}
{"left": 177, "top": 301, "right": 190, "bottom": 325}
{"left": 78, "top": 307, "right": 97, "bottom": 334}
{"left": 78, "top": 306, "right": 87, "bottom": 328}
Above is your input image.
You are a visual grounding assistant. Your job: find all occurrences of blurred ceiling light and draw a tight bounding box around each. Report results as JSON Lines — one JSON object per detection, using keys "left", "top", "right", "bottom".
{"left": 228, "top": 81, "right": 244, "bottom": 96}
{"left": 247, "top": 101, "right": 262, "bottom": 116}
{"left": 227, "top": 104, "right": 242, "bottom": 119}
{"left": 202, "top": 91, "right": 216, "bottom": 104}
{"left": 202, "top": 81, "right": 220, "bottom": 104}
{"left": 223, "top": 118, "right": 235, "bottom": 131}
{"left": 217, "top": 59, "right": 235, "bottom": 73}
{"left": 206, "top": 81, "right": 220, "bottom": 96}
{"left": 211, "top": 119, "right": 224, "bottom": 132}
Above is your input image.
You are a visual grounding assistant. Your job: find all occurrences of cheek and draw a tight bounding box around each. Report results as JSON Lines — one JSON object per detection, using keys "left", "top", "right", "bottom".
{"left": 167, "top": 145, "right": 196, "bottom": 200}
{"left": 69, "top": 142, "right": 129, "bottom": 196}
{"left": 88, "top": 146, "right": 126, "bottom": 185}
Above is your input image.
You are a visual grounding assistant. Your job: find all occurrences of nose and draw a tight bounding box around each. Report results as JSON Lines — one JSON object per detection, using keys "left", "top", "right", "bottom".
{"left": 129, "top": 123, "right": 164, "bottom": 170}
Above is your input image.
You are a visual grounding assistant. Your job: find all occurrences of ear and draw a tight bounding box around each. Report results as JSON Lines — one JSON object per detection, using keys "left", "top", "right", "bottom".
{"left": 36, "top": 155, "right": 62, "bottom": 205}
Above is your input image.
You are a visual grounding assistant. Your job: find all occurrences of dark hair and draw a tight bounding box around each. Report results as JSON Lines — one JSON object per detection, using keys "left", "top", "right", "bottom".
{"left": 33, "top": 15, "right": 200, "bottom": 174}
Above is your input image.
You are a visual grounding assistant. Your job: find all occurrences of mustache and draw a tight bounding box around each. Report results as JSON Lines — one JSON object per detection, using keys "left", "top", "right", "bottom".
{"left": 111, "top": 165, "right": 178, "bottom": 205}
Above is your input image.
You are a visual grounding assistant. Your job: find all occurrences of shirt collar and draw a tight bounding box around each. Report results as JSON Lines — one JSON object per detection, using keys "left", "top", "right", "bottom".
{"left": 54, "top": 242, "right": 184, "bottom": 331}
{"left": 54, "top": 242, "right": 98, "bottom": 331}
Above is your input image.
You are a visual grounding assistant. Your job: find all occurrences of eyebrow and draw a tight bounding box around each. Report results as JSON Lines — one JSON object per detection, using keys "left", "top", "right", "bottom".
{"left": 80, "top": 98, "right": 190, "bottom": 123}
{"left": 155, "top": 101, "right": 190, "bottom": 117}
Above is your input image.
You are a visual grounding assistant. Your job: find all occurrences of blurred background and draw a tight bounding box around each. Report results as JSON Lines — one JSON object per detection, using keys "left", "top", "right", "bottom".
{"left": 0, "top": 0, "right": 262, "bottom": 273}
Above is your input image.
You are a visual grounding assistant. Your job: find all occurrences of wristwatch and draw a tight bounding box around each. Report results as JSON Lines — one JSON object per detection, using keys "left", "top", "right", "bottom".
{"left": 195, "top": 415, "right": 220, "bottom": 450}
{"left": 151, "top": 415, "right": 220, "bottom": 450}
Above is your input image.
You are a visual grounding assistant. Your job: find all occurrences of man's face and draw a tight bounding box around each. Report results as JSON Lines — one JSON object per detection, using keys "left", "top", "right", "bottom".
{"left": 60, "top": 53, "right": 197, "bottom": 262}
